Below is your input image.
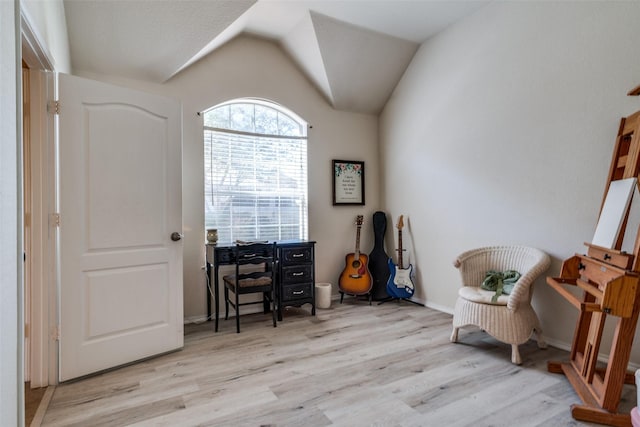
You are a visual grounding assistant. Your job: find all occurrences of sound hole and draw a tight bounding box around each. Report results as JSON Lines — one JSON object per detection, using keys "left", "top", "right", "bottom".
{"left": 351, "top": 260, "right": 361, "bottom": 269}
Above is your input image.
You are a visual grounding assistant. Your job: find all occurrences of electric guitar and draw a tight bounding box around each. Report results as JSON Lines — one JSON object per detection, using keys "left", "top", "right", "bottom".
{"left": 339, "top": 215, "right": 373, "bottom": 295}
{"left": 386, "top": 215, "right": 415, "bottom": 299}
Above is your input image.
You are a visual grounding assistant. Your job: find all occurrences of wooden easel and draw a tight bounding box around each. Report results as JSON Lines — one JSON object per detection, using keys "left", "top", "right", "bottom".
{"left": 547, "top": 110, "right": 640, "bottom": 427}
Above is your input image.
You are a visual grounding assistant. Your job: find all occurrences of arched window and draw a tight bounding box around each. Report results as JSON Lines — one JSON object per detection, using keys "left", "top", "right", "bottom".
{"left": 203, "top": 99, "right": 308, "bottom": 243}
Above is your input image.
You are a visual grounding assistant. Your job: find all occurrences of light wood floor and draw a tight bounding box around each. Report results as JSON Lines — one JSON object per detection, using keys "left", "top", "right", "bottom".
{"left": 40, "top": 299, "right": 636, "bottom": 426}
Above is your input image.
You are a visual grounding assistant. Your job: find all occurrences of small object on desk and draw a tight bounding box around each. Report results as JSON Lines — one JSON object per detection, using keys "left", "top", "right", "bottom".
{"left": 206, "top": 228, "right": 218, "bottom": 244}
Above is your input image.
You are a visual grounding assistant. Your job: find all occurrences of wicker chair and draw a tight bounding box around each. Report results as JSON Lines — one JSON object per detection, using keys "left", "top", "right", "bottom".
{"left": 450, "top": 245, "right": 551, "bottom": 364}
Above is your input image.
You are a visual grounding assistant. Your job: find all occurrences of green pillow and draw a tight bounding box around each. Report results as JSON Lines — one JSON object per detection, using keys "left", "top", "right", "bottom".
{"left": 481, "top": 270, "right": 521, "bottom": 303}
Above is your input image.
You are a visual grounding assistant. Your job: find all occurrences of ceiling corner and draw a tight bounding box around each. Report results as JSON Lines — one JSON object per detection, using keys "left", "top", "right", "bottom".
{"left": 280, "top": 11, "right": 335, "bottom": 108}
{"left": 309, "top": 11, "right": 418, "bottom": 114}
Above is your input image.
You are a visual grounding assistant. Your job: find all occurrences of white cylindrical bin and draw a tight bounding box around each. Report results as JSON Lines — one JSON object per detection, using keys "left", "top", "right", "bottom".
{"left": 315, "top": 283, "right": 332, "bottom": 309}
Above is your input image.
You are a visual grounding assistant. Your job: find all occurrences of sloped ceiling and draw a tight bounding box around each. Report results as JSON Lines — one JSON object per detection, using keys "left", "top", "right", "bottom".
{"left": 64, "top": 0, "right": 257, "bottom": 82}
{"left": 307, "top": 11, "right": 418, "bottom": 114}
{"left": 63, "top": 0, "right": 487, "bottom": 114}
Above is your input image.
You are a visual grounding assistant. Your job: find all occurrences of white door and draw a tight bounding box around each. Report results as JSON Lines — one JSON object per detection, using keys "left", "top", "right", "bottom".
{"left": 58, "top": 73, "right": 183, "bottom": 381}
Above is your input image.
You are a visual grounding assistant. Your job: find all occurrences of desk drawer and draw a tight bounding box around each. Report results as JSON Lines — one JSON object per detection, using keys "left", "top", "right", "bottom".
{"left": 280, "top": 246, "right": 313, "bottom": 265}
{"left": 215, "top": 246, "right": 273, "bottom": 264}
{"left": 281, "top": 265, "right": 312, "bottom": 284}
{"left": 282, "top": 283, "right": 313, "bottom": 301}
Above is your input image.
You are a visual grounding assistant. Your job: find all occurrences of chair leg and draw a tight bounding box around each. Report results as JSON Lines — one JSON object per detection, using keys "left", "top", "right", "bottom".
{"left": 511, "top": 344, "right": 522, "bottom": 365}
{"left": 262, "top": 291, "right": 269, "bottom": 314}
{"left": 224, "top": 286, "right": 229, "bottom": 320}
{"left": 450, "top": 327, "right": 459, "bottom": 343}
{"left": 340, "top": 292, "right": 344, "bottom": 304}
{"left": 535, "top": 328, "right": 547, "bottom": 349}
{"left": 235, "top": 290, "right": 240, "bottom": 333}
{"left": 271, "top": 288, "right": 277, "bottom": 328}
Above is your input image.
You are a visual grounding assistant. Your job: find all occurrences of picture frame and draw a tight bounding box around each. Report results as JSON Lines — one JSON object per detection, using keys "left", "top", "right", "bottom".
{"left": 333, "top": 160, "right": 365, "bottom": 205}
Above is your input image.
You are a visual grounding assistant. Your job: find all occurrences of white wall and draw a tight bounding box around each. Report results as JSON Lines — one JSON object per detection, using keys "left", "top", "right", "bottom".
{"left": 80, "top": 35, "right": 380, "bottom": 321}
{"left": 380, "top": 1, "right": 640, "bottom": 361}
{"left": 1, "top": 1, "right": 20, "bottom": 425}
{"left": 21, "top": 0, "right": 71, "bottom": 73}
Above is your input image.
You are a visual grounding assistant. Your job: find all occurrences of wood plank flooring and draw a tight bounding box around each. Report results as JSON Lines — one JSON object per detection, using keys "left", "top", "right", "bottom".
{"left": 40, "top": 299, "right": 637, "bottom": 426}
{"left": 25, "top": 382, "right": 47, "bottom": 425}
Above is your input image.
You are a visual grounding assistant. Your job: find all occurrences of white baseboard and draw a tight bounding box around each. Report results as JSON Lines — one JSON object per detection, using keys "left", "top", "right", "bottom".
{"left": 184, "top": 305, "right": 264, "bottom": 325}
{"left": 544, "top": 337, "right": 640, "bottom": 371}
{"left": 423, "top": 300, "right": 454, "bottom": 315}
{"left": 183, "top": 315, "right": 209, "bottom": 325}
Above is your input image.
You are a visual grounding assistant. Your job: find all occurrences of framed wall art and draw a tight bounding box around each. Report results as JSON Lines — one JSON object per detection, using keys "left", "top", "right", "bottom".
{"left": 333, "top": 160, "right": 365, "bottom": 205}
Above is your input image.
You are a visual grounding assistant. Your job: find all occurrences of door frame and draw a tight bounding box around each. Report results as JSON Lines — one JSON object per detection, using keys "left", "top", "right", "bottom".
{"left": 21, "top": 7, "right": 59, "bottom": 387}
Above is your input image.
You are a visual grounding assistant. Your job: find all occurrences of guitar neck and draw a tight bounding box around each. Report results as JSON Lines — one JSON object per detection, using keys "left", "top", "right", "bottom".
{"left": 398, "top": 228, "right": 404, "bottom": 269}
{"left": 354, "top": 224, "right": 362, "bottom": 258}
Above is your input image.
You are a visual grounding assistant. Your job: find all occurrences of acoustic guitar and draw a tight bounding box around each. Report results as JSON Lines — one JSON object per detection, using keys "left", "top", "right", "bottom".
{"left": 339, "top": 215, "right": 373, "bottom": 295}
{"left": 386, "top": 215, "right": 415, "bottom": 299}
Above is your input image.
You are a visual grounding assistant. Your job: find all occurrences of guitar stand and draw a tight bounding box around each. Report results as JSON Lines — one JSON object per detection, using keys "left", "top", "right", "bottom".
{"left": 339, "top": 291, "right": 372, "bottom": 306}
{"left": 377, "top": 297, "right": 423, "bottom": 306}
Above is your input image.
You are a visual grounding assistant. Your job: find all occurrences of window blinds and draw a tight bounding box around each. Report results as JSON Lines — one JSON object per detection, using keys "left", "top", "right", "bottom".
{"left": 204, "top": 128, "right": 308, "bottom": 243}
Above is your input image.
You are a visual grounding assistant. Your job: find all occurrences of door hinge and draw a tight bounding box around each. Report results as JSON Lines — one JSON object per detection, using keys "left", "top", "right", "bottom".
{"left": 51, "top": 325, "right": 60, "bottom": 341}
{"left": 24, "top": 324, "right": 30, "bottom": 339}
{"left": 51, "top": 213, "right": 61, "bottom": 227}
{"left": 47, "top": 100, "right": 60, "bottom": 115}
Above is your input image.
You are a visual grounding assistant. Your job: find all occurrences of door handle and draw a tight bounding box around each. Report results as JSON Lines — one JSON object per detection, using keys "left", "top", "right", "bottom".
{"left": 170, "top": 232, "right": 183, "bottom": 241}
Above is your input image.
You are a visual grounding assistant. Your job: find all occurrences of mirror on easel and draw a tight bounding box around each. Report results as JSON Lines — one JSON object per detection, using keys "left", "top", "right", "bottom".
{"left": 591, "top": 177, "right": 637, "bottom": 249}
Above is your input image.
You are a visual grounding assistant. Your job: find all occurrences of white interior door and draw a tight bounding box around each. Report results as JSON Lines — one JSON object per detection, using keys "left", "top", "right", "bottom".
{"left": 58, "top": 73, "right": 183, "bottom": 381}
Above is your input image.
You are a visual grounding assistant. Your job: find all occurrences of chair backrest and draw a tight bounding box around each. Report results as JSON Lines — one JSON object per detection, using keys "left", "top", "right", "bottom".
{"left": 233, "top": 242, "right": 276, "bottom": 285}
{"left": 455, "top": 245, "right": 550, "bottom": 288}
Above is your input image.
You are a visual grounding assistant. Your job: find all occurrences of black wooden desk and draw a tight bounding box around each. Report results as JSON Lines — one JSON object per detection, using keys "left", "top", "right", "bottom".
{"left": 206, "top": 240, "right": 316, "bottom": 332}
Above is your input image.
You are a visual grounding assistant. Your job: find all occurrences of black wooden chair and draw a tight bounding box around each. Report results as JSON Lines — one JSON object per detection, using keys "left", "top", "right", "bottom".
{"left": 223, "top": 242, "right": 277, "bottom": 333}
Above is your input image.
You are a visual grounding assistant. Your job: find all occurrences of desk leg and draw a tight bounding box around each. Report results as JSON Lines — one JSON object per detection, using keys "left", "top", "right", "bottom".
{"left": 206, "top": 262, "right": 212, "bottom": 321}
{"left": 214, "top": 264, "right": 220, "bottom": 332}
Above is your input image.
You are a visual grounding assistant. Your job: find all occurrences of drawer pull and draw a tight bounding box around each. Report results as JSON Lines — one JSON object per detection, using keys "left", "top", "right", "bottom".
{"left": 292, "top": 253, "right": 304, "bottom": 258}
{"left": 292, "top": 272, "right": 304, "bottom": 276}
{"left": 292, "top": 290, "right": 304, "bottom": 295}
{"left": 242, "top": 253, "right": 256, "bottom": 258}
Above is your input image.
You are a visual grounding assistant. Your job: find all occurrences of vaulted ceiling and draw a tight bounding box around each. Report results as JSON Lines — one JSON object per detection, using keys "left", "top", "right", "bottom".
{"left": 63, "top": 0, "right": 487, "bottom": 114}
